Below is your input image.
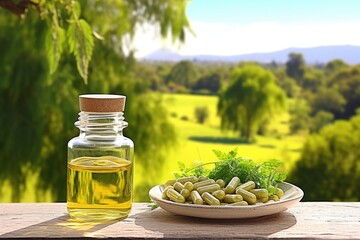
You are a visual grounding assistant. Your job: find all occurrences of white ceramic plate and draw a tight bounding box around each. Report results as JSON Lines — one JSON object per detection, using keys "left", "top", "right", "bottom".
{"left": 149, "top": 182, "right": 303, "bottom": 219}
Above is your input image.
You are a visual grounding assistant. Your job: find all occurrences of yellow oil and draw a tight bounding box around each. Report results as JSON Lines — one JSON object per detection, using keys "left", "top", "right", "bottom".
{"left": 67, "top": 156, "right": 132, "bottom": 221}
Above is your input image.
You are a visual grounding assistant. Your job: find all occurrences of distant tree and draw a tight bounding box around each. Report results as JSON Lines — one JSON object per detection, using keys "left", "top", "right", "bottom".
{"left": 301, "top": 67, "right": 326, "bottom": 92}
{"left": 194, "top": 106, "right": 209, "bottom": 124}
{"left": 134, "top": 64, "right": 162, "bottom": 91}
{"left": 325, "top": 59, "right": 349, "bottom": 75}
{"left": 329, "top": 65, "right": 360, "bottom": 119}
{"left": 309, "top": 88, "right": 346, "bottom": 117}
{"left": 309, "top": 110, "right": 334, "bottom": 133}
{"left": 166, "top": 60, "right": 198, "bottom": 89}
{"left": 272, "top": 68, "right": 301, "bottom": 97}
{"left": 289, "top": 113, "right": 360, "bottom": 201}
{"left": 192, "top": 73, "right": 221, "bottom": 94}
{"left": 286, "top": 53, "right": 305, "bottom": 84}
{"left": 218, "top": 63, "right": 286, "bottom": 141}
{"left": 289, "top": 99, "right": 312, "bottom": 134}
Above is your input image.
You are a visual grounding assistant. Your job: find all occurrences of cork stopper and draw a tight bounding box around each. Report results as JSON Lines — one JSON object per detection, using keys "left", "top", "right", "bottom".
{"left": 79, "top": 94, "right": 126, "bottom": 112}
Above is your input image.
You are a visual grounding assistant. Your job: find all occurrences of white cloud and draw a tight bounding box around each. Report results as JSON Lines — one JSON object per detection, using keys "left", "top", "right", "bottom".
{"left": 132, "top": 20, "right": 360, "bottom": 58}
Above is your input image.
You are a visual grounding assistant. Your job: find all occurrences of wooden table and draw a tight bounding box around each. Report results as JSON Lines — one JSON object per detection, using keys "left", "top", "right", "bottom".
{"left": 0, "top": 202, "right": 359, "bottom": 239}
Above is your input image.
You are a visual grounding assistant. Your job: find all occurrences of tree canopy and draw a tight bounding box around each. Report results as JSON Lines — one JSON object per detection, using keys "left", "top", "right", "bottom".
{"left": 217, "top": 63, "right": 287, "bottom": 141}
{"left": 289, "top": 113, "right": 360, "bottom": 201}
{"left": 0, "top": 0, "right": 190, "bottom": 201}
{"left": 286, "top": 53, "right": 305, "bottom": 84}
{"left": 0, "top": 0, "right": 191, "bottom": 83}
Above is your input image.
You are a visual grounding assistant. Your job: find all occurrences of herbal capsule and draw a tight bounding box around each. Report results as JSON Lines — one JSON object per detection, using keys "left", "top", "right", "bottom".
{"left": 212, "top": 190, "right": 226, "bottom": 201}
{"left": 276, "top": 188, "right": 284, "bottom": 199}
{"left": 250, "top": 188, "right": 268, "bottom": 199}
{"left": 257, "top": 195, "right": 269, "bottom": 203}
{"left": 164, "top": 179, "right": 176, "bottom": 187}
{"left": 223, "top": 194, "right": 243, "bottom": 203}
{"left": 193, "top": 179, "right": 215, "bottom": 190}
{"left": 216, "top": 179, "right": 226, "bottom": 188}
{"left": 201, "top": 192, "right": 220, "bottom": 205}
{"left": 237, "top": 181, "right": 256, "bottom": 191}
{"left": 173, "top": 182, "right": 185, "bottom": 192}
{"left": 166, "top": 189, "right": 185, "bottom": 203}
{"left": 176, "top": 176, "right": 198, "bottom": 184}
{"left": 269, "top": 195, "right": 280, "bottom": 202}
{"left": 227, "top": 201, "right": 248, "bottom": 206}
{"left": 161, "top": 186, "right": 174, "bottom": 200}
{"left": 183, "top": 182, "right": 194, "bottom": 191}
{"left": 225, "top": 177, "right": 240, "bottom": 194}
{"left": 236, "top": 188, "right": 257, "bottom": 205}
{"left": 198, "top": 176, "right": 208, "bottom": 181}
{"left": 197, "top": 183, "right": 221, "bottom": 195}
{"left": 190, "top": 190, "right": 204, "bottom": 205}
{"left": 180, "top": 189, "right": 190, "bottom": 198}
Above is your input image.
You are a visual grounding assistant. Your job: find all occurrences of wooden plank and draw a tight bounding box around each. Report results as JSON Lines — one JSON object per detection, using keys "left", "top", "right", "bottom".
{"left": 0, "top": 202, "right": 359, "bottom": 239}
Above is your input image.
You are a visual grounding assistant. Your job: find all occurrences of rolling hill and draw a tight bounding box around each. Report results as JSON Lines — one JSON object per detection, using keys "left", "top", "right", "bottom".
{"left": 142, "top": 45, "right": 360, "bottom": 64}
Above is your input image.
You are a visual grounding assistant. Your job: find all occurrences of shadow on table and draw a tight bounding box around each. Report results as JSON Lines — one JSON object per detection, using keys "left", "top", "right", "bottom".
{"left": 135, "top": 208, "right": 297, "bottom": 239}
{"left": 0, "top": 215, "right": 115, "bottom": 238}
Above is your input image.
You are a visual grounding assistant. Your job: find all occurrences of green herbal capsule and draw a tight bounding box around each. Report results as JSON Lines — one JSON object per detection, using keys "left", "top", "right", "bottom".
{"left": 257, "top": 195, "right": 269, "bottom": 203}
{"left": 201, "top": 192, "right": 220, "bottom": 205}
{"left": 225, "top": 177, "right": 240, "bottom": 194}
{"left": 190, "top": 190, "right": 204, "bottom": 205}
{"left": 177, "top": 176, "right": 198, "bottom": 184}
{"left": 164, "top": 179, "right": 176, "bottom": 187}
{"left": 173, "top": 182, "right": 185, "bottom": 192}
{"left": 197, "top": 183, "right": 221, "bottom": 195}
{"left": 237, "top": 181, "right": 256, "bottom": 191}
{"left": 227, "top": 201, "right": 248, "bottom": 206}
{"left": 250, "top": 188, "right": 268, "bottom": 199}
{"left": 198, "top": 176, "right": 208, "bottom": 181}
{"left": 275, "top": 188, "right": 284, "bottom": 199}
{"left": 236, "top": 188, "right": 257, "bottom": 205}
{"left": 161, "top": 186, "right": 174, "bottom": 200}
{"left": 212, "top": 190, "right": 226, "bottom": 201}
{"left": 269, "top": 195, "right": 280, "bottom": 202}
{"left": 166, "top": 189, "right": 185, "bottom": 203}
{"left": 216, "top": 179, "right": 226, "bottom": 188}
{"left": 193, "top": 179, "right": 215, "bottom": 190}
{"left": 223, "top": 194, "right": 243, "bottom": 203}
{"left": 180, "top": 189, "right": 190, "bottom": 198}
{"left": 183, "top": 182, "right": 194, "bottom": 191}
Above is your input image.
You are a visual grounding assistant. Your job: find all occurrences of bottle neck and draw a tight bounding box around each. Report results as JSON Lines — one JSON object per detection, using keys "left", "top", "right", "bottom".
{"left": 75, "top": 111, "right": 128, "bottom": 142}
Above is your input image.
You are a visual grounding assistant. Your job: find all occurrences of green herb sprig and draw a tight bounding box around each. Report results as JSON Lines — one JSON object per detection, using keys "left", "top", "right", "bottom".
{"left": 174, "top": 149, "right": 287, "bottom": 195}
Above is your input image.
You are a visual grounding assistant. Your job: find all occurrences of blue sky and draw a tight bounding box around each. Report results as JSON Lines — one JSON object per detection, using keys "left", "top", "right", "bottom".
{"left": 186, "top": 0, "right": 360, "bottom": 24}
{"left": 134, "top": 0, "right": 360, "bottom": 57}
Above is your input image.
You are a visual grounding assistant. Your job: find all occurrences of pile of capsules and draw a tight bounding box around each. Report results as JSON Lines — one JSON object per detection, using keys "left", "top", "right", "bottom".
{"left": 161, "top": 176, "right": 284, "bottom": 206}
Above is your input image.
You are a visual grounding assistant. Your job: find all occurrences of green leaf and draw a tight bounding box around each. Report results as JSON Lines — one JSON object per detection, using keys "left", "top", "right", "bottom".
{"left": 177, "top": 161, "right": 186, "bottom": 171}
{"left": 71, "top": 1, "right": 81, "bottom": 19}
{"left": 46, "top": 25, "right": 65, "bottom": 75}
{"left": 67, "top": 19, "right": 94, "bottom": 83}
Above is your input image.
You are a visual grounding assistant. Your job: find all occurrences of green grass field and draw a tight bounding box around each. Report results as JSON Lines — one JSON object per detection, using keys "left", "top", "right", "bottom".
{"left": 158, "top": 93, "right": 305, "bottom": 183}
{"left": 1, "top": 93, "right": 305, "bottom": 202}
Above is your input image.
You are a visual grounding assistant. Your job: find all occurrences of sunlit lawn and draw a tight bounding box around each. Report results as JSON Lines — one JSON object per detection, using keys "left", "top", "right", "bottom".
{"left": 159, "top": 93, "right": 304, "bottom": 184}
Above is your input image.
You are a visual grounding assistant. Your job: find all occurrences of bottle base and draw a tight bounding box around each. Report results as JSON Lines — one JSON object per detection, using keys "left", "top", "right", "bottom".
{"left": 67, "top": 208, "right": 131, "bottom": 222}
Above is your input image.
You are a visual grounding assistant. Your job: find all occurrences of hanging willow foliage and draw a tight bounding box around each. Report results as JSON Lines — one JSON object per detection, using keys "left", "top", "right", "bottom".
{"left": 0, "top": 0, "right": 191, "bottom": 201}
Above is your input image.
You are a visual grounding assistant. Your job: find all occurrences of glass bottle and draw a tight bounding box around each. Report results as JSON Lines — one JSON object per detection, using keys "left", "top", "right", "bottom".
{"left": 67, "top": 94, "right": 134, "bottom": 221}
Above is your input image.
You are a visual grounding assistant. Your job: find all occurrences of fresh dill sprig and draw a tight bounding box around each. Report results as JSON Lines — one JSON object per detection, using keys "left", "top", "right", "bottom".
{"left": 174, "top": 148, "right": 287, "bottom": 195}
